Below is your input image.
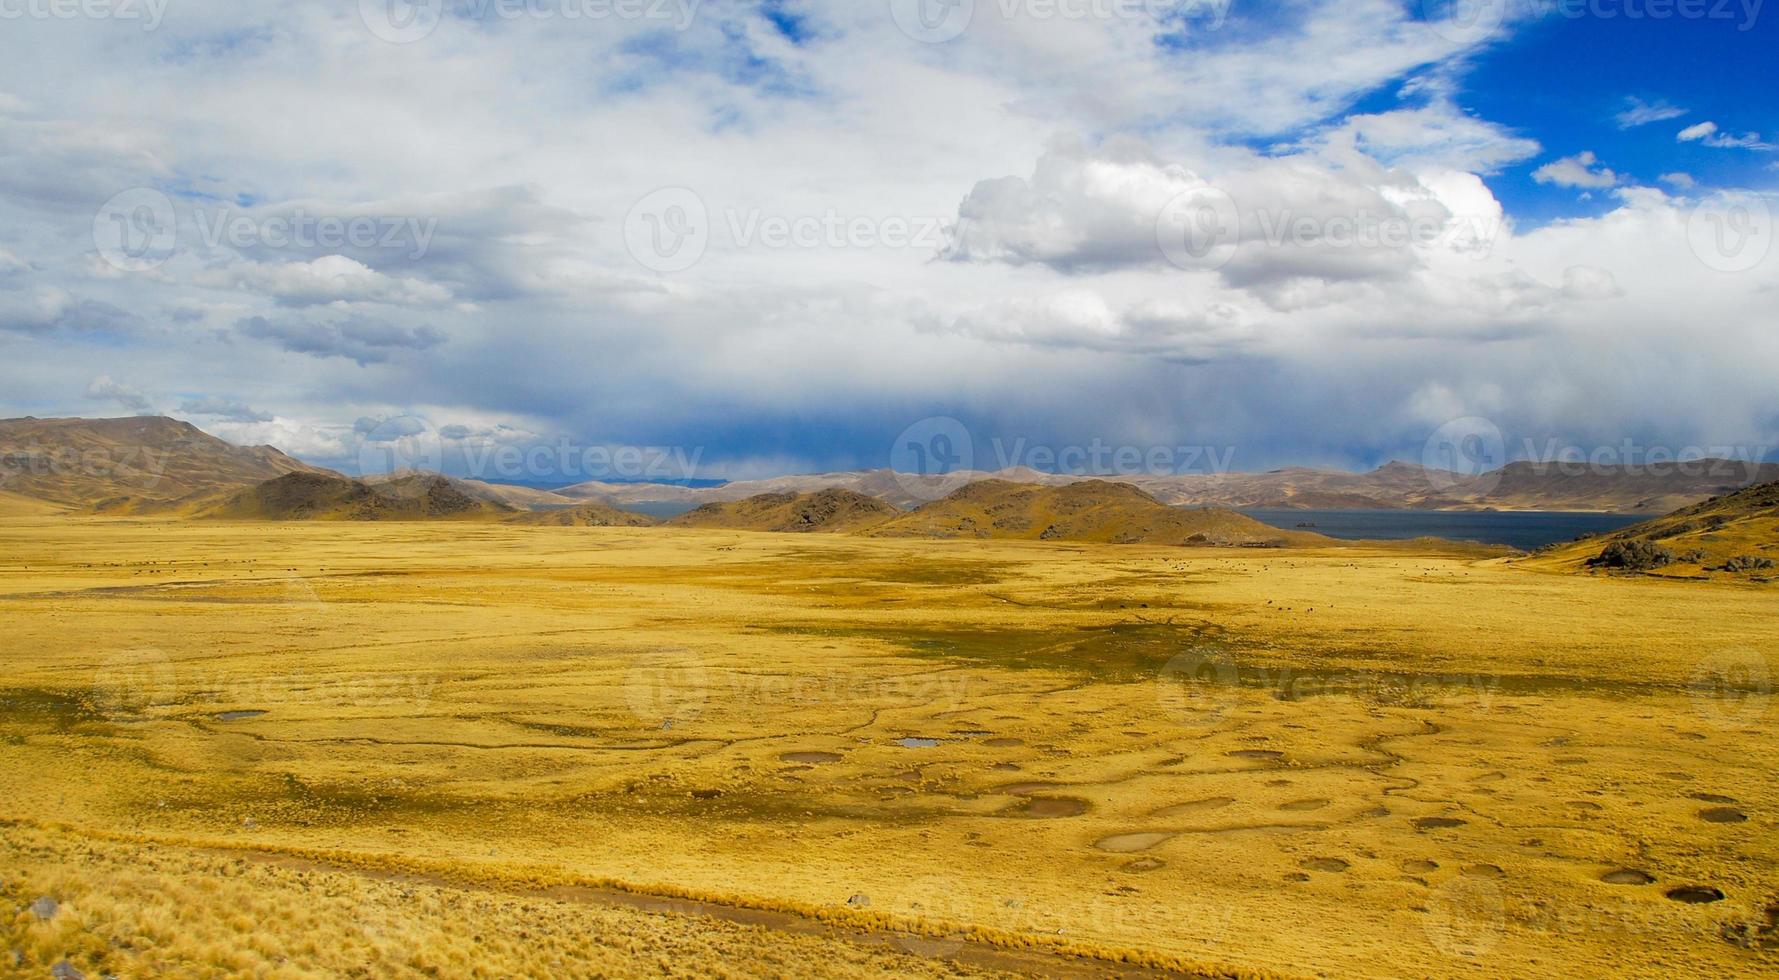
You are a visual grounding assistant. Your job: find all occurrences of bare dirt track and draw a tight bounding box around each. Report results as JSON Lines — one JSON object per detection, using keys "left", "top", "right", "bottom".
{"left": 1, "top": 516, "right": 1775, "bottom": 977}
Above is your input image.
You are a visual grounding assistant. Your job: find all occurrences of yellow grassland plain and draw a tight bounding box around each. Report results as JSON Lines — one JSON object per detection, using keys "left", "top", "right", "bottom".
{"left": 0, "top": 516, "right": 1774, "bottom": 977}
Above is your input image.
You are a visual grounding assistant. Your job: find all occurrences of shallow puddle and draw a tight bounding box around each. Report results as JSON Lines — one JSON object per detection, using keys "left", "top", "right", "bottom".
{"left": 215, "top": 710, "right": 268, "bottom": 721}
{"left": 1095, "top": 832, "right": 1174, "bottom": 853}
{"left": 895, "top": 737, "right": 939, "bottom": 748}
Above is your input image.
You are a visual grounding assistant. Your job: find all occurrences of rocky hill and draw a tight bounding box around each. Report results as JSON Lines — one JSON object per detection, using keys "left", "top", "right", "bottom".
{"left": 1526, "top": 481, "right": 1779, "bottom": 580}
{"left": 0, "top": 416, "right": 329, "bottom": 512}
{"left": 869, "top": 479, "right": 1318, "bottom": 546}
{"left": 198, "top": 472, "right": 517, "bottom": 521}
{"left": 667, "top": 489, "right": 901, "bottom": 533}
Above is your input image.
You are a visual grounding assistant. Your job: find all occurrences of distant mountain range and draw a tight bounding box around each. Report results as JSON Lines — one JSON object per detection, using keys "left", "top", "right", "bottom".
{"left": 5, "top": 416, "right": 1775, "bottom": 518}
{"left": 556, "top": 459, "right": 1779, "bottom": 515}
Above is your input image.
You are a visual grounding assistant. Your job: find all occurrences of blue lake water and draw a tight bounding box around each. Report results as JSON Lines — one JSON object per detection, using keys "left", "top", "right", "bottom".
{"left": 1238, "top": 508, "right": 1646, "bottom": 551}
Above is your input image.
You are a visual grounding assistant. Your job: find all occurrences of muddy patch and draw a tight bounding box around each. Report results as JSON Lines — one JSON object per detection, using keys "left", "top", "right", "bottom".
{"left": 1402, "top": 859, "right": 1439, "bottom": 874}
{"left": 1688, "top": 793, "right": 1738, "bottom": 804}
{"left": 1463, "top": 864, "right": 1505, "bottom": 878}
{"left": 1279, "top": 798, "right": 1329, "bottom": 812}
{"left": 1301, "top": 857, "right": 1349, "bottom": 873}
{"left": 1413, "top": 816, "right": 1467, "bottom": 831}
{"left": 1698, "top": 807, "right": 1748, "bottom": 824}
{"left": 1005, "top": 796, "right": 1088, "bottom": 818}
{"left": 215, "top": 710, "right": 268, "bottom": 721}
{"left": 1154, "top": 796, "right": 1236, "bottom": 818}
{"left": 1094, "top": 832, "right": 1174, "bottom": 853}
{"left": 1227, "top": 749, "right": 1283, "bottom": 761}
{"left": 1666, "top": 886, "right": 1726, "bottom": 904}
{"left": 996, "top": 781, "right": 1063, "bottom": 796}
{"left": 1122, "top": 857, "right": 1165, "bottom": 873}
{"left": 1602, "top": 869, "right": 1655, "bottom": 885}
{"left": 983, "top": 737, "right": 1023, "bottom": 748}
{"left": 780, "top": 751, "right": 842, "bottom": 765}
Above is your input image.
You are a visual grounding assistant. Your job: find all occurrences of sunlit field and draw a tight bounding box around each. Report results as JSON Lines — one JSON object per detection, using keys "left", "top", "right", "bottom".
{"left": 2, "top": 516, "right": 1774, "bottom": 977}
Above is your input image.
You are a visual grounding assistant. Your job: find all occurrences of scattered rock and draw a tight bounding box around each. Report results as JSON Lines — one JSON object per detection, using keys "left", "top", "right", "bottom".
{"left": 51, "top": 961, "right": 85, "bottom": 980}
{"left": 846, "top": 893, "right": 870, "bottom": 908}
{"left": 29, "top": 896, "right": 58, "bottom": 921}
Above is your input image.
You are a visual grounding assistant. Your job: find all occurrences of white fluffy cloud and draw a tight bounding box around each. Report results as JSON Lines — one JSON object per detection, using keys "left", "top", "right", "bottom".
{"left": 1677, "top": 121, "right": 1774, "bottom": 150}
{"left": 195, "top": 256, "right": 452, "bottom": 308}
{"left": 1532, "top": 152, "right": 1619, "bottom": 189}
{"left": 1615, "top": 97, "right": 1686, "bottom": 129}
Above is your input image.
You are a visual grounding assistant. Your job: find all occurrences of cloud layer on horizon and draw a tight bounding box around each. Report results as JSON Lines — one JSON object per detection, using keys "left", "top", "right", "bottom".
{"left": 0, "top": 1, "right": 1775, "bottom": 480}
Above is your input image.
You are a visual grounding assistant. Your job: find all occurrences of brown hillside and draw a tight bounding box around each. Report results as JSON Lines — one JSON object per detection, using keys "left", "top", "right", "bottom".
{"left": 0, "top": 415, "right": 331, "bottom": 511}
{"left": 1525, "top": 481, "right": 1779, "bottom": 581}
{"left": 868, "top": 479, "right": 1318, "bottom": 546}
{"left": 668, "top": 489, "right": 901, "bottom": 533}
{"left": 199, "top": 472, "right": 516, "bottom": 521}
{"left": 506, "top": 502, "right": 658, "bottom": 527}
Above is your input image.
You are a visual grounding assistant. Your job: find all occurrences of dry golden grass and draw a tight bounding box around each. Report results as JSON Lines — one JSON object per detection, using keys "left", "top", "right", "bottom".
{"left": 0, "top": 825, "right": 1025, "bottom": 978}
{"left": 0, "top": 516, "right": 1774, "bottom": 977}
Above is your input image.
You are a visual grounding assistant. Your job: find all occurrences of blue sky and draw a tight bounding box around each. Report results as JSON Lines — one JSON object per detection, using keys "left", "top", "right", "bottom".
{"left": 0, "top": 0, "right": 1775, "bottom": 482}
{"left": 1459, "top": 3, "right": 1779, "bottom": 222}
